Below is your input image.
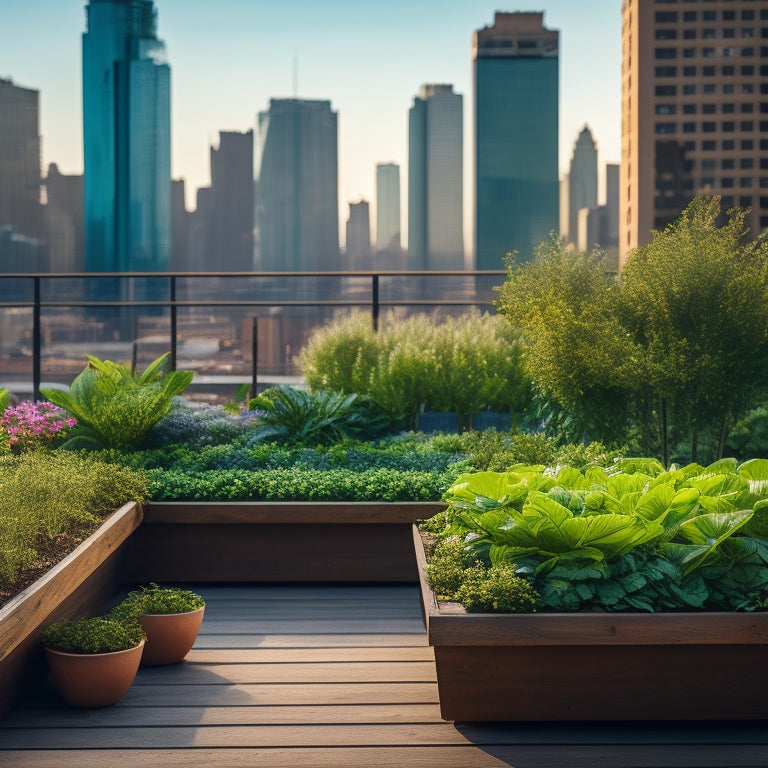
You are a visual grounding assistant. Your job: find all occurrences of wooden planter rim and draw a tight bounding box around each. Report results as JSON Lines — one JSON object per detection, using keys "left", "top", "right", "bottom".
{"left": 412, "top": 524, "right": 768, "bottom": 647}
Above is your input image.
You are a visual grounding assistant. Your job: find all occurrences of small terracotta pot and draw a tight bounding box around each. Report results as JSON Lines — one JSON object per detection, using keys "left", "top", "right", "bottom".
{"left": 139, "top": 606, "right": 205, "bottom": 665}
{"left": 45, "top": 641, "right": 144, "bottom": 708}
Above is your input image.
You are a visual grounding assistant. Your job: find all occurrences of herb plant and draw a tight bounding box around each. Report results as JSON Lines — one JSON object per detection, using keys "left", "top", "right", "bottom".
{"left": 108, "top": 584, "right": 205, "bottom": 625}
{"left": 41, "top": 617, "right": 145, "bottom": 654}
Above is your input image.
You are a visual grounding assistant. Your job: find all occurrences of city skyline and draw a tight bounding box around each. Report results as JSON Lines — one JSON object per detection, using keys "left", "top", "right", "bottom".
{"left": 3, "top": 0, "right": 621, "bottom": 255}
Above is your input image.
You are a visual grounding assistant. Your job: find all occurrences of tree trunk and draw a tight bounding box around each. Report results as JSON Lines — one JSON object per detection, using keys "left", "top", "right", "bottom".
{"left": 717, "top": 413, "right": 730, "bottom": 460}
{"left": 660, "top": 398, "right": 669, "bottom": 469}
{"left": 691, "top": 430, "right": 698, "bottom": 464}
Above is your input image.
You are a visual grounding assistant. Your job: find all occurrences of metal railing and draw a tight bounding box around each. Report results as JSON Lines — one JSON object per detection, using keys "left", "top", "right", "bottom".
{"left": 0, "top": 269, "right": 508, "bottom": 399}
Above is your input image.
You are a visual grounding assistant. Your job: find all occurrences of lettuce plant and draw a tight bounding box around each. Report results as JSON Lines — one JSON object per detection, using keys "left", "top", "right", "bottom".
{"left": 41, "top": 353, "right": 193, "bottom": 450}
{"left": 427, "top": 458, "right": 768, "bottom": 612}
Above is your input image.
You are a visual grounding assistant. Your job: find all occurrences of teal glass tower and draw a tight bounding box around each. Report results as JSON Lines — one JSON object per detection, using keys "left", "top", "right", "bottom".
{"left": 82, "top": 0, "right": 171, "bottom": 272}
{"left": 473, "top": 12, "right": 559, "bottom": 268}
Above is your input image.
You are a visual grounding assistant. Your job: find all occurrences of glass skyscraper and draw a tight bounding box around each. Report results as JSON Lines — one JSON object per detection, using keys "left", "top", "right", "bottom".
{"left": 82, "top": 0, "right": 171, "bottom": 273}
{"left": 473, "top": 12, "right": 559, "bottom": 268}
{"left": 255, "top": 99, "right": 339, "bottom": 272}
{"left": 408, "top": 84, "right": 463, "bottom": 271}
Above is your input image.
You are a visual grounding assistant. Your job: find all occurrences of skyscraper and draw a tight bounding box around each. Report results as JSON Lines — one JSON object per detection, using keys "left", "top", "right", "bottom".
{"left": 345, "top": 200, "right": 371, "bottom": 270}
{"left": 82, "top": 0, "right": 171, "bottom": 272}
{"left": 0, "top": 78, "right": 42, "bottom": 243}
{"left": 621, "top": 0, "right": 768, "bottom": 268}
{"left": 565, "top": 126, "right": 598, "bottom": 248}
{"left": 255, "top": 99, "right": 339, "bottom": 272}
{"left": 473, "top": 12, "right": 559, "bottom": 268}
{"left": 207, "top": 130, "right": 254, "bottom": 271}
{"left": 375, "top": 163, "right": 401, "bottom": 253}
{"left": 408, "top": 84, "right": 463, "bottom": 270}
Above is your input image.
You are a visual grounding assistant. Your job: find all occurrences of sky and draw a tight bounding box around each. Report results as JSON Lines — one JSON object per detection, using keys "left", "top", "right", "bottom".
{"left": 2, "top": 0, "right": 622, "bottom": 249}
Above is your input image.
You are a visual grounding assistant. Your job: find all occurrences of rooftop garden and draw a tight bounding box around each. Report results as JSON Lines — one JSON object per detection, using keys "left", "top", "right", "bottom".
{"left": 3, "top": 194, "right": 768, "bottom": 615}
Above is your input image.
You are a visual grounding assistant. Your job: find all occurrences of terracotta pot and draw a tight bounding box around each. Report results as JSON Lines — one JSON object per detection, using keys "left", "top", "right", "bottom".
{"left": 139, "top": 606, "right": 205, "bottom": 665}
{"left": 44, "top": 641, "right": 144, "bottom": 708}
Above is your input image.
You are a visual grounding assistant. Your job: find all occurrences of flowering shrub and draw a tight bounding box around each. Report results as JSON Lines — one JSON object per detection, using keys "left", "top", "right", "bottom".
{"left": 1, "top": 401, "right": 76, "bottom": 453}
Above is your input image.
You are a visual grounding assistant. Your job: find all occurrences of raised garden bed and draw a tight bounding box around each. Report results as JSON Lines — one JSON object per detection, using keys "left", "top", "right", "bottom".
{"left": 413, "top": 525, "right": 768, "bottom": 722}
{"left": 0, "top": 501, "right": 443, "bottom": 719}
{"left": 0, "top": 502, "right": 143, "bottom": 719}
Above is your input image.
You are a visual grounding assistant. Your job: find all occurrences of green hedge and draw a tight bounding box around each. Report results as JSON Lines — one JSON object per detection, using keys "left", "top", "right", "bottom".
{"left": 146, "top": 466, "right": 464, "bottom": 502}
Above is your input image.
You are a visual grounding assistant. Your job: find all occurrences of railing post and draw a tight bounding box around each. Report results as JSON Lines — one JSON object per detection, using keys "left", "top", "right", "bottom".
{"left": 33, "top": 276, "right": 41, "bottom": 401}
{"left": 251, "top": 316, "right": 258, "bottom": 398}
{"left": 170, "top": 276, "right": 177, "bottom": 371}
{"left": 372, "top": 274, "right": 379, "bottom": 332}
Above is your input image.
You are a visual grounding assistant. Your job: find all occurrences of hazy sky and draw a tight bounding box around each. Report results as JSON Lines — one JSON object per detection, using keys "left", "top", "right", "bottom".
{"left": 3, "top": 0, "right": 622, "bottom": 246}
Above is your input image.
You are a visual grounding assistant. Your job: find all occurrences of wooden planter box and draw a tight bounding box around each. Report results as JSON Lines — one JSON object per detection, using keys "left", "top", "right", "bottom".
{"left": 123, "top": 501, "right": 443, "bottom": 583}
{"left": 0, "top": 502, "right": 143, "bottom": 719}
{"left": 0, "top": 501, "right": 440, "bottom": 719}
{"left": 414, "top": 525, "right": 768, "bottom": 722}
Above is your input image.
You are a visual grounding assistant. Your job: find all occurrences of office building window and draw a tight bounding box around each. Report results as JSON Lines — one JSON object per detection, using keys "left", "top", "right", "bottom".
{"left": 703, "top": 66, "right": 716, "bottom": 76}
{"left": 741, "top": 158, "right": 754, "bottom": 169}
{"left": 739, "top": 196, "right": 751, "bottom": 207}
{"left": 683, "top": 47, "right": 696, "bottom": 57}
{"left": 683, "top": 122, "right": 696, "bottom": 132}
{"left": 743, "top": 103, "right": 755, "bottom": 113}
{"left": 740, "top": 178, "right": 752, "bottom": 188}
{"left": 684, "top": 66, "right": 697, "bottom": 75}
{"left": 743, "top": 10, "right": 755, "bottom": 21}
{"left": 703, "top": 29, "right": 716, "bottom": 39}
{"left": 703, "top": 140, "right": 716, "bottom": 150}
{"left": 723, "top": 121, "right": 735, "bottom": 132}
{"left": 656, "top": 85, "right": 678, "bottom": 95}
{"left": 655, "top": 66, "right": 677, "bottom": 77}
{"left": 683, "top": 84, "right": 696, "bottom": 94}
{"left": 742, "top": 139, "right": 754, "bottom": 149}
{"left": 743, "top": 84, "right": 755, "bottom": 94}
{"left": 684, "top": 141, "right": 696, "bottom": 151}
{"left": 683, "top": 11, "right": 697, "bottom": 21}
{"left": 741, "top": 121, "right": 755, "bottom": 131}
{"left": 722, "top": 158, "right": 735, "bottom": 170}
{"left": 724, "top": 84, "right": 736, "bottom": 94}
{"left": 655, "top": 12, "right": 678, "bottom": 22}
{"left": 762, "top": 103, "right": 768, "bottom": 112}
{"left": 742, "top": 65, "right": 755, "bottom": 76}
{"left": 655, "top": 122, "right": 676, "bottom": 134}
{"left": 656, "top": 104, "right": 677, "bottom": 114}
{"left": 683, "top": 29, "right": 697, "bottom": 40}
{"left": 743, "top": 48, "right": 755, "bottom": 57}
{"left": 723, "top": 103, "right": 735, "bottom": 113}
{"left": 723, "top": 11, "right": 736, "bottom": 21}
{"left": 703, "top": 103, "right": 717, "bottom": 114}
{"left": 721, "top": 178, "right": 735, "bottom": 188}
{"left": 762, "top": 158, "right": 768, "bottom": 169}
{"left": 723, "top": 139, "right": 735, "bottom": 150}
{"left": 702, "top": 11, "right": 716, "bottom": 21}
{"left": 683, "top": 104, "right": 697, "bottom": 114}
{"left": 702, "top": 159, "right": 716, "bottom": 171}
{"left": 656, "top": 47, "right": 678, "bottom": 58}
{"left": 703, "top": 122, "right": 717, "bottom": 133}
{"left": 656, "top": 29, "right": 678, "bottom": 39}
{"left": 703, "top": 83, "right": 716, "bottom": 93}
{"left": 723, "top": 65, "right": 735, "bottom": 75}
{"left": 761, "top": 177, "right": 768, "bottom": 188}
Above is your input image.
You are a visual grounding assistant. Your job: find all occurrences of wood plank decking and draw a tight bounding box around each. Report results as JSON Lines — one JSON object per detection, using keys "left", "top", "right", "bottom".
{"left": 2, "top": 584, "right": 768, "bottom": 767}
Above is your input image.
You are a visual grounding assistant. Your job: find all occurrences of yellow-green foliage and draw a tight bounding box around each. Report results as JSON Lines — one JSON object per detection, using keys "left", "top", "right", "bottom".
{"left": 0, "top": 452, "right": 148, "bottom": 584}
{"left": 298, "top": 310, "right": 530, "bottom": 426}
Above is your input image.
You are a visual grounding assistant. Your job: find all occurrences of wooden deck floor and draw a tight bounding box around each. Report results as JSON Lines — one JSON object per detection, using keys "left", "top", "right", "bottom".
{"left": 2, "top": 584, "right": 768, "bottom": 767}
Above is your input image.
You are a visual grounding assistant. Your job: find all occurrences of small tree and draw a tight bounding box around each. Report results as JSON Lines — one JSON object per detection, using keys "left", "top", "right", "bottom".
{"left": 620, "top": 196, "right": 768, "bottom": 462}
{"left": 495, "top": 235, "right": 643, "bottom": 446}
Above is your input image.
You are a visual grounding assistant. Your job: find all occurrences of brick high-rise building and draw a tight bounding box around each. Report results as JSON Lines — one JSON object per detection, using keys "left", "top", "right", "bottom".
{"left": 620, "top": 0, "right": 768, "bottom": 268}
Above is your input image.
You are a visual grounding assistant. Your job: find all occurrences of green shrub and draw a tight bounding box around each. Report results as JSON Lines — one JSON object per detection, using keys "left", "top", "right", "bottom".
{"left": 298, "top": 310, "right": 532, "bottom": 428}
{"left": 143, "top": 398, "right": 246, "bottom": 448}
{"left": 108, "top": 583, "right": 205, "bottom": 626}
{"left": 247, "top": 385, "right": 393, "bottom": 446}
{"left": 41, "top": 352, "right": 194, "bottom": 450}
{"left": 41, "top": 617, "right": 145, "bottom": 654}
{"left": 455, "top": 565, "right": 540, "bottom": 613}
{"left": 146, "top": 466, "right": 462, "bottom": 502}
{"left": 0, "top": 452, "right": 148, "bottom": 585}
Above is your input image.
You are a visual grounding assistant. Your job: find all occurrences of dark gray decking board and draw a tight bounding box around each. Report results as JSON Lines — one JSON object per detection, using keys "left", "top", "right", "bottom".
{"left": 3, "top": 584, "right": 768, "bottom": 768}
